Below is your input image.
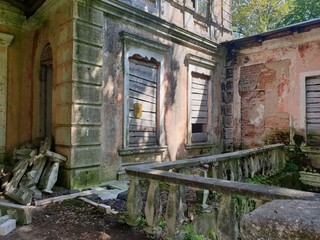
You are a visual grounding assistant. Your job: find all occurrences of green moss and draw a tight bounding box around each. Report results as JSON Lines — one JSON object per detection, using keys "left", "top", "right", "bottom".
{"left": 264, "top": 129, "right": 290, "bottom": 145}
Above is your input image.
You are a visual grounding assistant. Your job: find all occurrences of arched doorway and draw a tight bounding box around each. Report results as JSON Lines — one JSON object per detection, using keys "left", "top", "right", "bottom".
{"left": 39, "top": 44, "right": 53, "bottom": 138}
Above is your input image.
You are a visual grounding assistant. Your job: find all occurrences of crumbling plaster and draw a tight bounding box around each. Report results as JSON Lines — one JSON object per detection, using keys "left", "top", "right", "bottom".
{"left": 230, "top": 27, "right": 320, "bottom": 149}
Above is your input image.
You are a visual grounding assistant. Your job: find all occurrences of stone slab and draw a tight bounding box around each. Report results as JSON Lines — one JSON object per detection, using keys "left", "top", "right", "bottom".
{"left": 91, "top": 187, "right": 124, "bottom": 200}
{"left": 0, "top": 201, "right": 31, "bottom": 225}
{"left": 0, "top": 219, "right": 16, "bottom": 236}
{"left": 240, "top": 200, "right": 320, "bottom": 240}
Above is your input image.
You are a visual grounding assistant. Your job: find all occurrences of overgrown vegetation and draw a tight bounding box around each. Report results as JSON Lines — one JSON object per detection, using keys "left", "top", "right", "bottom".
{"left": 182, "top": 224, "right": 205, "bottom": 240}
{"left": 233, "top": 0, "right": 320, "bottom": 37}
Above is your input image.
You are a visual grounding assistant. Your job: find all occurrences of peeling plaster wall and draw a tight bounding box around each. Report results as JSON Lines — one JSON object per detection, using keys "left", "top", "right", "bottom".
{"left": 224, "top": 27, "right": 320, "bottom": 151}
{"left": 101, "top": 10, "right": 225, "bottom": 181}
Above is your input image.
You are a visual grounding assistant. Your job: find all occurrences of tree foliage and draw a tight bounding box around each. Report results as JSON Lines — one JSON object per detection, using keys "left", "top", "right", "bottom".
{"left": 232, "top": 0, "right": 290, "bottom": 37}
{"left": 276, "top": 0, "right": 320, "bottom": 27}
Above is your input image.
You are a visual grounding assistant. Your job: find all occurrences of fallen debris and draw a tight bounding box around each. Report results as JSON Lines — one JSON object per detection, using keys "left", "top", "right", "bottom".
{"left": 3, "top": 137, "right": 67, "bottom": 205}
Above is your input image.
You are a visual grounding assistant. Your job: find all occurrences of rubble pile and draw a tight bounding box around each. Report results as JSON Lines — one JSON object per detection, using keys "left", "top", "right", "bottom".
{"left": 3, "top": 137, "right": 66, "bottom": 205}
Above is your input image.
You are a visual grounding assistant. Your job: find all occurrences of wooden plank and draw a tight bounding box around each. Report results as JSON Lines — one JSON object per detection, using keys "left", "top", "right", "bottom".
{"left": 129, "top": 118, "right": 156, "bottom": 128}
{"left": 307, "top": 118, "right": 320, "bottom": 124}
{"left": 307, "top": 124, "right": 320, "bottom": 131}
{"left": 129, "top": 110, "right": 156, "bottom": 121}
{"left": 306, "top": 78, "right": 320, "bottom": 85}
{"left": 192, "top": 99, "right": 207, "bottom": 107}
{"left": 192, "top": 93, "right": 208, "bottom": 101}
{"left": 192, "top": 77, "right": 208, "bottom": 86}
{"left": 129, "top": 136, "right": 157, "bottom": 144}
{"left": 191, "top": 133, "right": 208, "bottom": 143}
{"left": 129, "top": 99, "right": 156, "bottom": 112}
{"left": 307, "top": 112, "right": 320, "bottom": 119}
{"left": 307, "top": 92, "right": 320, "bottom": 98}
{"left": 191, "top": 87, "right": 208, "bottom": 95}
{"left": 191, "top": 111, "right": 208, "bottom": 118}
{"left": 129, "top": 81, "right": 156, "bottom": 98}
{"left": 191, "top": 117, "right": 207, "bottom": 124}
{"left": 129, "top": 63, "right": 157, "bottom": 82}
{"left": 35, "top": 190, "right": 95, "bottom": 206}
{"left": 192, "top": 82, "right": 208, "bottom": 91}
{"left": 129, "top": 75, "right": 157, "bottom": 88}
{"left": 129, "top": 90, "right": 156, "bottom": 104}
{"left": 191, "top": 105, "right": 208, "bottom": 112}
{"left": 129, "top": 132, "right": 157, "bottom": 138}
{"left": 129, "top": 125, "right": 156, "bottom": 132}
{"left": 307, "top": 106, "right": 320, "bottom": 113}
{"left": 306, "top": 98, "right": 320, "bottom": 104}
{"left": 306, "top": 85, "right": 320, "bottom": 91}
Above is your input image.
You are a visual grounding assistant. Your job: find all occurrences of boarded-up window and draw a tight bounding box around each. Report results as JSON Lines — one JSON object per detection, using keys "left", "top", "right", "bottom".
{"left": 306, "top": 76, "right": 320, "bottom": 145}
{"left": 128, "top": 56, "right": 159, "bottom": 147}
{"left": 191, "top": 71, "right": 209, "bottom": 143}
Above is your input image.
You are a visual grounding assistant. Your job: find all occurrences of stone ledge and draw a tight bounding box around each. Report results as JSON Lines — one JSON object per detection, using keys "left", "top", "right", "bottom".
{"left": 185, "top": 143, "right": 215, "bottom": 150}
{"left": 118, "top": 146, "right": 167, "bottom": 156}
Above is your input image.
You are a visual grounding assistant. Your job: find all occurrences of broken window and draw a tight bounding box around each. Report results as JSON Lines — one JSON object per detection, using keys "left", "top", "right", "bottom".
{"left": 191, "top": 0, "right": 208, "bottom": 16}
{"left": 127, "top": 55, "right": 160, "bottom": 147}
{"left": 190, "top": 71, "right": 210, "bottom": 143}
{"left": 306, "top": 75, "right": 320, "bottom": 145}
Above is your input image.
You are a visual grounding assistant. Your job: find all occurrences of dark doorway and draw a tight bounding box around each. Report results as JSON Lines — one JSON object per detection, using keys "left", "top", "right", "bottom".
{"left": 39, "top": 44, "right": 53, "bottom": 138}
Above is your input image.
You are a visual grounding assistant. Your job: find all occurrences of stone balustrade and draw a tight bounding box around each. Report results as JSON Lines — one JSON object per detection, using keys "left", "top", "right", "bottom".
{"left": 125, "top": 144, "right": 320, "bottom": 239}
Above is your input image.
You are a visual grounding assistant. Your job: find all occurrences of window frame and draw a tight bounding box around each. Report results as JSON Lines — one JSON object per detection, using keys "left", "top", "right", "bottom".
{"left": 300, "top": 71, "right": 320, "bottom": 146}
{"left": 185, "top": 54, "right": 216, "bottom": 146}
{"left": 120, "top": 32, "right": 169, "bottom": 151}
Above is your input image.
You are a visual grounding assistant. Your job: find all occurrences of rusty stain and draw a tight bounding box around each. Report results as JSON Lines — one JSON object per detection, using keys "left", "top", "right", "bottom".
{"left": 298, "top": 43, "right": 310, "bottom": 58}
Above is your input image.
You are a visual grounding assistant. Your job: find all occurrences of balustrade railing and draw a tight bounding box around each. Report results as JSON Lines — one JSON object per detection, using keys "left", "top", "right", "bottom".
{"left": 125, "top": 144, "right": 320, "bottom": 239}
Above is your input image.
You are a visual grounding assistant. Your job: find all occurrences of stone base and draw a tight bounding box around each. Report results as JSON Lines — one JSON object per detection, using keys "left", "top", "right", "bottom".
{"left": 58, "top": 166, "right": 101, "bottom": 189}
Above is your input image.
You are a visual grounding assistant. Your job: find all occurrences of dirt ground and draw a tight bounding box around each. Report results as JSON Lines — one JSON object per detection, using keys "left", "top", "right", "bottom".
{"left": 2, "top": 197, "right": 150, "bottom": 240}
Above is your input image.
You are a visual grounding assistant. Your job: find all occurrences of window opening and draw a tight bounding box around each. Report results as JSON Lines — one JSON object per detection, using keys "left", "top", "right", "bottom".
{"left": 127, "top": 54, "right": 160, "bottom": 147}
{"left": 190, "top": 71, "right": 210, "bottom": 143}
{"left": 306, "top": 75, "right": 320, "bottom": 146}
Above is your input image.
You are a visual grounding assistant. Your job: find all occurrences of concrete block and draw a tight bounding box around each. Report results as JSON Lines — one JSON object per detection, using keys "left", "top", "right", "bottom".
{"left": 0, "top": 201, "right": 31, "bottom": 225}
{"left": 74, "top": 20, "right": 102, "bottom": 46}
{"left": 73, "top": 42, "right": 102, "bottom": 66}
{"left": 73, "top": 62, "right": 102, "bottom": 85}
{"left": 75, "top": 3, "right": 104, "bottom": 26}
{"left": 72, "top": 105, "right": 101, "bottom": 125}
{"left": 73, "top": 83, "right": 101, "bottom": 104}
{"left": 0, "top": 215, "right": 10, "bottom": 225}
{"left": 0, "top": 219, "right": 16, "bottom": 236}
{"left": 58, "top": 166, "right": 101, "bottom": 189}
{"left": 56, "top": 145, "right": 101, "bottom": 168}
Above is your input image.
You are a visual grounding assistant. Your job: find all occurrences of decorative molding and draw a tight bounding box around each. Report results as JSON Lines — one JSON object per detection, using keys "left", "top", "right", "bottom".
{"left": 118, "top": 146, "right": 167, "bottom": 156}
{"left": 90, "top": 0, "right": 222, "bottom": 55}
{"left": 0, "top": 3, "right": 25, "bottom": 28}
{"left": 185, "top": 54, "right": 216, "bottom": 69}
{"left": 0, "top": 33, "right": 14, "bottom": 47}
{"left": 120, "top": 31, "right": 170, "bottom": 53}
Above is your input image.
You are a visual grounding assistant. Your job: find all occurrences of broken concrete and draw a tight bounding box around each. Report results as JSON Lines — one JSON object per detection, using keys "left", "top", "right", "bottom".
{"left": 4, "top": 137, "right": 67, "bottom": 205}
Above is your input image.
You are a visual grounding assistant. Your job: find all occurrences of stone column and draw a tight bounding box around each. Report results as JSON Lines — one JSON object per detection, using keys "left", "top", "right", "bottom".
{"left": 0, "top": 32, "right": 14, "bottom": 164}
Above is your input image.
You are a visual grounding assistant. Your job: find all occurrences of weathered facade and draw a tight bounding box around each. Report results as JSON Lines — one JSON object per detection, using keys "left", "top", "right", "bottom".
{"left": 222, "top": 19, "right": 320, "bottom": 168}
{"left": 0, "top": 0, "right": 232, "bottom": 188}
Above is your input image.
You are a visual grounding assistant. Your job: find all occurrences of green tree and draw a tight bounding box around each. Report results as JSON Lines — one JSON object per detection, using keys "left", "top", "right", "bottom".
{"left": 277, "top": 0, "right": 320, "bottom": 27}
{"left": 232, "top": 0, "right": 291, "bottom": 37}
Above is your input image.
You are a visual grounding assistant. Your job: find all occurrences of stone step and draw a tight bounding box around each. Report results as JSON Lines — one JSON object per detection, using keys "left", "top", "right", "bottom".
{"left": 90, "top": 187, "right": 125, "bottom": 200}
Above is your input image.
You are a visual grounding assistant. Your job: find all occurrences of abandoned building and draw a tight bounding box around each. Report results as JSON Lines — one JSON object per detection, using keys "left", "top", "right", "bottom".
{"left": 0, "top": 0, "right": 319, "bottom": 192}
